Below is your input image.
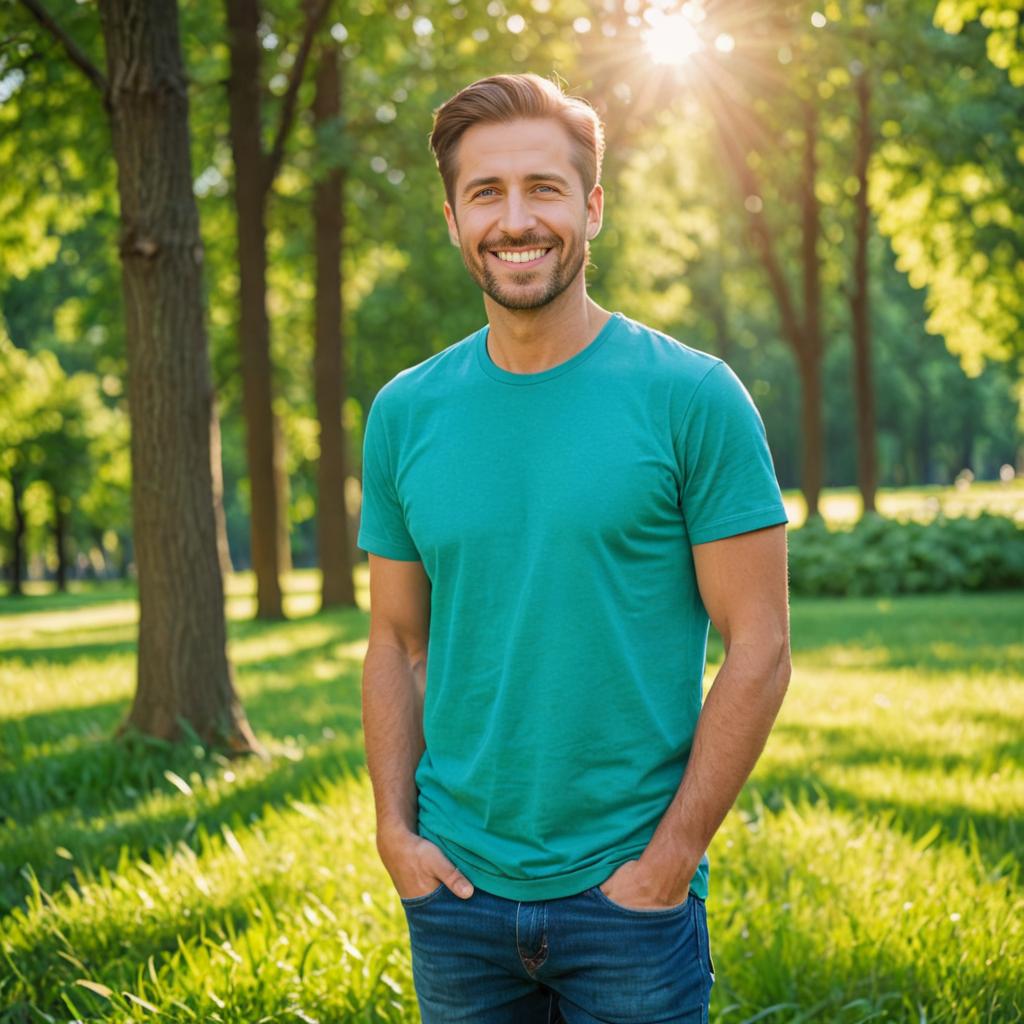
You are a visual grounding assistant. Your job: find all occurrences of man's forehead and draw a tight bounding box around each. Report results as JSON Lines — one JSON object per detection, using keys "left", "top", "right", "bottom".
{"left": 454, "top": 119, "right": 577, "bottom": 185}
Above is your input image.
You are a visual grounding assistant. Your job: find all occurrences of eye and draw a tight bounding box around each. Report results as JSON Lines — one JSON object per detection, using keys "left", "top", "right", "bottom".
{"left": 535, "top": 185, "right": 558, "bottom": 193}
{"left": 473, "top": 187, "right": 498, "bottom": 199}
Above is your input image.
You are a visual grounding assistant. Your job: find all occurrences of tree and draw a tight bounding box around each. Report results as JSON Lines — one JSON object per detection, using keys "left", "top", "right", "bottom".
{"left": 0, "top": 334, "right": 56, "bottom": 594}
{"left": 873, "top": 1, "right": 1024, "bottom": 377}
{"left": 311, "top": 38, "right": 356, "bottom": 609}
{"left": 18, "top": 0, "right": 259, "bottom": 750}
{"left": 224, "top": 0, "right": 329, "bottom": 620}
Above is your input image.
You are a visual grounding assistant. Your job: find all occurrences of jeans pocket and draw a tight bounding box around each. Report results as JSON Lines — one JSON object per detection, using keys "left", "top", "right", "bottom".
{"left": 588, "top": 884, "right": 691, "bottom": 917}
{"left": 400, "top": 882, "right": 447, "bottom": 908}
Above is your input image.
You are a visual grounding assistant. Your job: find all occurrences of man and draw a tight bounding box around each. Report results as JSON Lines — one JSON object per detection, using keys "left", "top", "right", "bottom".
{"left": 359, "top": 73, "right": 791, "bottom": 1023}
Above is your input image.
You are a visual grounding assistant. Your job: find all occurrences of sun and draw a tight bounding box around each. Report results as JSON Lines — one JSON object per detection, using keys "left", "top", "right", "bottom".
{"left": 643, "top": 12, "right": 705, "bottom": 66}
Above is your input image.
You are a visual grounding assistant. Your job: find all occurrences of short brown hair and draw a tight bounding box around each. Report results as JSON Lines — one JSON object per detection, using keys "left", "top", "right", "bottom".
{"left": 430, "top": 73, "right": 605, "bottom": 208}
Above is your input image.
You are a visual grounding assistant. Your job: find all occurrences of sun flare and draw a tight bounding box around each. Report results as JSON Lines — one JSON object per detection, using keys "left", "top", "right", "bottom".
{"left": 643, "top": 12, "right": 705, "bottom": 66}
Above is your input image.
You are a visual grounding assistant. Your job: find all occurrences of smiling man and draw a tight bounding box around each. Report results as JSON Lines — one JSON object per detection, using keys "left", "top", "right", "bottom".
{"left": 359, "top": 73, "right": 791, "bottom": 1023}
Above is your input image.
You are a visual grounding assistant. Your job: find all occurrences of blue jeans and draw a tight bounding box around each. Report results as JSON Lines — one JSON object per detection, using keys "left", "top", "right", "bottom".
{"left": 401, "top": 882, "right": 715, "bottom": 1023}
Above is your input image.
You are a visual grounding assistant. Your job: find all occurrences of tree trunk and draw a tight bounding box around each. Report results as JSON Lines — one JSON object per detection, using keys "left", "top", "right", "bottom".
{"left": 275, "top": 415, "right": 292, "bottom": 575}
{"left": 796, "top": 347, "right": 824, "bottom": 521}
{"left": 798, "top": 100, "right": 824, "bottom": 519}
{"left": 313, "top": 42, "right": 356, "bottom": 610}
{"left": 851, "top": 69, "right": 877, "bottom": 514}
{"left": 209, "top": 402, "right": 234, "bottom": 579}
{"left": 959, "top": 374, "right": 976, "bottom": 473}
{"left": 225, "top": 0, "right": 285, "bottom": 620}
{"left": 98, "top": 0, "right": 260, "bottom": 752}
{"left": 10, "top": 467, "right": 26, "bottom": 596}
{"left": 711, "top": 95, "right": 824, "bottom": 520}
{"left": 52, "top": 484, "right": 68, "bottom": 592}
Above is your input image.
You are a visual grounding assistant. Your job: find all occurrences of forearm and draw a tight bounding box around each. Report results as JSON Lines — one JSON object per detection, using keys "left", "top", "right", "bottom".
{"left": 640, "top": 636, "right": 791, "bottom": 897}
{"left": 361, "top": 641, "right": 427, "bottom": 843}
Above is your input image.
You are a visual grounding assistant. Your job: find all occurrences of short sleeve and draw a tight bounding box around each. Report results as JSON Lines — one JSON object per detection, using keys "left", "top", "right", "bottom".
{"left": 674, "top": 361, "right": 788, "bottom": 546}
{"left": 357, "top": 392, "right": 421, "bottom": 561}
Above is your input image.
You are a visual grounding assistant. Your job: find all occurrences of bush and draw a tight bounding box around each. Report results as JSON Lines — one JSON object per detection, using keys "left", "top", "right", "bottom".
{"left": 787, "top": 512, "right": 1024, "bottom": 596}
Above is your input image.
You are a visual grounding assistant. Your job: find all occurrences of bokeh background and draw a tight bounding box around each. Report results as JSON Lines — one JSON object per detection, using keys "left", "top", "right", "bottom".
{"left": 1, "top": 0, "right": 1022, "bottom": 1021}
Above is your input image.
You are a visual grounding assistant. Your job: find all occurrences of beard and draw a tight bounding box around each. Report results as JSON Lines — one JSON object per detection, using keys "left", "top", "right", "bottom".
{"left": 460, "top": 230, "right": 588, "bottom": 311}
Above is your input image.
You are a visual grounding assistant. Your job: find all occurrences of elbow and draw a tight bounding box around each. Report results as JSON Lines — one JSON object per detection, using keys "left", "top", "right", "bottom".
{"left": 772, "top": 637, "right": 792, "bottom": 699}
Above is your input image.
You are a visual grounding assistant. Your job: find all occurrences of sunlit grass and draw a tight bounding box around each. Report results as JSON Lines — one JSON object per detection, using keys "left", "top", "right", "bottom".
{"left": 1, "top": 570, "right": 1022, "bottom": 1021}
{"left": 783, "top": 479, "right": 1024, "bottom": 527}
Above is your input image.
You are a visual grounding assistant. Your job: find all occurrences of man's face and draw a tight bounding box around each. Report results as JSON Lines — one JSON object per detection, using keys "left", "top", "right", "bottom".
{"left": 443, "top": 118, "right": 603, "bottom": 311}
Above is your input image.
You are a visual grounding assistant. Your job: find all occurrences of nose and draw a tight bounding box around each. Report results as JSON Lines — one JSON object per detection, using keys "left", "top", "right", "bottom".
{"left": 497, "top": 189, "right": 538, "bottom": 238}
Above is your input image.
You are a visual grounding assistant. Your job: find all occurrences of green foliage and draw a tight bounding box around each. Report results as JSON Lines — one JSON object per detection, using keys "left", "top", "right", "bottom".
{"left": 1, "top": 0, "right": 1022, "bottom": 573}
{"left": 0, "top": 0, "right": 110, "bottom": 288}
{"left": 871, "top": 2, "right": 1024, "bottom": 376}
{"left": 1, "top": 576, "right": 1021, "bottom": 1020}
{"left": 934, "top": 0, "right": 1024, "bottom": 84}
{"left": 0, "top": 330, "right": 130, "bottom": 573}
{"left": 788, "top": 512, "right": 1024, "bottom": 596}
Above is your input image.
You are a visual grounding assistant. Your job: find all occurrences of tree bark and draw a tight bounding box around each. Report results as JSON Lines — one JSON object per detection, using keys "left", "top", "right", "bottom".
{"left": 851, "top": 69, "right": 877, "bottom": 514}
{"left": 312, "top": 42, "right": 356, "bottom": 610}
{"left": 97, "top": 0, "right": 260, "bottom": 751}
{"left": 225, "top": 0, "right": 285, "bottom": 620}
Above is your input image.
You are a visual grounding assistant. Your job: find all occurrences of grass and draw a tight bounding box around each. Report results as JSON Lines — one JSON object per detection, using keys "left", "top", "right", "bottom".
{"left": 781, "top": 479, "right": 1024, "bottom": 528}
{"left": 1, "top": 569, "right": 1022, "bottom": 1023}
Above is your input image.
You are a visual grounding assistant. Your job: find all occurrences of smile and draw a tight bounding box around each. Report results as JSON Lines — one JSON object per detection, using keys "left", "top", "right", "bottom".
{"left": 490, "top": 248, "right": 551, "bottom": 266}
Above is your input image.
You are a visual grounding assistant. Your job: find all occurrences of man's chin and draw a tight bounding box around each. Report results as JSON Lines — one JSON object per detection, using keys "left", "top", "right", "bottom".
{"left": 485, "top": 288, "right": 560, "bottom": 312}
{"left": 479, "top": 269, "right": 573, "bottom": 311}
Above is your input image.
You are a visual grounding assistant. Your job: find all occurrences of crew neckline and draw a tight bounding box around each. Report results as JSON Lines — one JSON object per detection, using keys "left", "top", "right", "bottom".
{"left": 476, "top": 311, "right": 624, "bottom": 386}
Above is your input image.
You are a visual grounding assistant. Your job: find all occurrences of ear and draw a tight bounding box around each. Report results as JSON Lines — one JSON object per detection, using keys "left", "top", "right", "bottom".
{"left": 585, "top": 183, "right": 604, "bottom": 241}
{"left": 443, "top": 200, "right": 460, "bottom": 247}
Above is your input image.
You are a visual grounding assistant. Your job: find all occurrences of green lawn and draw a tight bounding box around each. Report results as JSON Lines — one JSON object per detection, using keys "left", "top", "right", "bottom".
{"left": 1, "top": 571, "right": 1021, "bottom": 1022}
{"left": 782, "top": 479, "right": 1024, "bottom": 528}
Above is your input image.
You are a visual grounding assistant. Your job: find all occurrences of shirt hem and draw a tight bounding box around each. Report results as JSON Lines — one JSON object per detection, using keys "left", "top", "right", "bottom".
{"left": 356, "top": 531, "right": 420, "bottom": 561}
{"left": 688, "top": 506, "right": 788, "bottom": 546}
{"left": 421, "top": 825, "right": 709, "bottom": 902}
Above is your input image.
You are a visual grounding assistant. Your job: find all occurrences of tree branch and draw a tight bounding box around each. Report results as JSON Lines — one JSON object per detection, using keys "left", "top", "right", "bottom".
{"left": 17, "top": 0, "right": 107, "bottom": 95}
{"left": 264, "top": 0, "right": 331, "bottom": 188}
{"left": 706, "top": 83, "right": 807, "bottom": 362}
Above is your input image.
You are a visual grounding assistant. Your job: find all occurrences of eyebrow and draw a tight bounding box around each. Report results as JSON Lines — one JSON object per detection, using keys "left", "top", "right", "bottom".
{"left": 461, "top": 172, "right": 573, "bottom": 197}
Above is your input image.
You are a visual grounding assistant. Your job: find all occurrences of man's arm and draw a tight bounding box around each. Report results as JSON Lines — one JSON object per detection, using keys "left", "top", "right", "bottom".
{"left": 601, "top": 523, "right": 791, "bottom": 908}
{"left": 362, "top": 553, "right": 475, "bottom": 900}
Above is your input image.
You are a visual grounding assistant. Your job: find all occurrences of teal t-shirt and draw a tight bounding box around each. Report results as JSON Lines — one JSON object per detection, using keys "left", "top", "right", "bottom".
{"left": 357, "top": 312, "right": 787, "bottom": 901}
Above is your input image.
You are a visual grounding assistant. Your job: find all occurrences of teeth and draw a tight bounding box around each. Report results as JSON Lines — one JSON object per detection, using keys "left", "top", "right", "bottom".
{"left": 495, "top": 248, "right": 547, "bottom": 263}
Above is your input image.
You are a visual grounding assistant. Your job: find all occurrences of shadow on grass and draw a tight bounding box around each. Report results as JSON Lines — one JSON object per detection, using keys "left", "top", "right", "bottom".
{"left": 1, "top": 608, "right": 369, "bottom": 811}
{"left": 1, "top": 636, "right": 139, "bottom": 667}
{"left": 6, "top": 824, "right": 1019, "bottom": 1024}
{"left": 787, "top": 591, "right": 1024, "bottom": 676}
{"left": 0, "top": 581, "right": 137, "bottom": 617}
{"left": 743, "top": 747, "right": 1022, "bottom": 877}
{"left": 0, "top": 606, "right": 373, "bottom": 914}
{"left": 0, "top": 737, "right": 368, "bottom": 915}
{"left": 0, "top": 673, "right": 362, "bottom": 826}
{"left": 4, "top": 587, "right": 1021, "bottom": 946}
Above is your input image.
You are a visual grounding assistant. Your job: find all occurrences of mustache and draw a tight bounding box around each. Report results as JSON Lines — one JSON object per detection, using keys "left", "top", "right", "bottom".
{"left": 478, "top": 236, "right": 559, "bottom": 255}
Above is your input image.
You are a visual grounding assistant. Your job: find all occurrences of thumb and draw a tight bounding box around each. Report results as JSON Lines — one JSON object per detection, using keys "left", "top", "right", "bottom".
{"left": 432, "top": 851, "right": 474, "bottom": 899}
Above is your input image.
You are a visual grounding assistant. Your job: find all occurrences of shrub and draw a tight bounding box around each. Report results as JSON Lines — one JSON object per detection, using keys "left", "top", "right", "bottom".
{"left": 787, "top": 513, "right": 1024, "bottom": 596}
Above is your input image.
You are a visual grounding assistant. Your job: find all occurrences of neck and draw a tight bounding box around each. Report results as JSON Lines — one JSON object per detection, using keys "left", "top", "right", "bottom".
{"left": 483, "top": 278, "right": 611, "bottom": 375}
